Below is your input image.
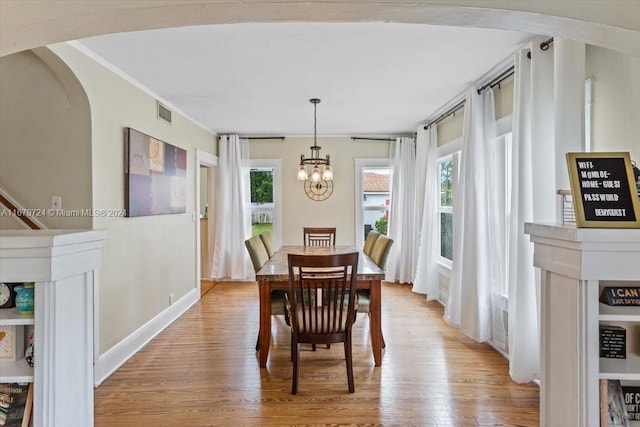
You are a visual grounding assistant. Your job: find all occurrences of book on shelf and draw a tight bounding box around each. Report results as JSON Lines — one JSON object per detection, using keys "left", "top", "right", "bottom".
{"left": 0, "top": 382, "right": 32, "bottom": 427}
{"left": 600, "top": 325, "right": 627, "bottom": 359}
{"left": 600, "top": 287, "right": 640, "bottom": 306}
{"left": 622, "top": 386, "right": 640, "bottom": 423}
{"left": 602, "top": 379, "right": 631, "bottom": 427}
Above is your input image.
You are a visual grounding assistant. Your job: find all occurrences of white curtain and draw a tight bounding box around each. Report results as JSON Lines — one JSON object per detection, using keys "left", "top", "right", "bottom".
{"left": 211, "top": 135, "right": 252, "bottom": 280}
{"left": 508, "top": 40, "right": 555, "bottom": 383}
{"left": 385, "top": 136, "right": 416, "bottom": 283}
{"left": 412, "top": 124, "right": 440, "bottom": 298}
{"left": 412, "top": 126, "right": 429, "bottom": 281}
{"left": 444, "top": 87, "right": 496, "bottom": 342}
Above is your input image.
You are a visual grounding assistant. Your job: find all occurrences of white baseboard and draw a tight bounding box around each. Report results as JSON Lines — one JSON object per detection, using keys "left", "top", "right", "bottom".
{"left": 94, "top": 288, "right": 200, "bottom": 387}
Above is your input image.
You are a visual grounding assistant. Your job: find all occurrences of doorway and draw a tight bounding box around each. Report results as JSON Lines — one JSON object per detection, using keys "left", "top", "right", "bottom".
{"left": 196, "top": 149, "right": 217, "bottom": 296}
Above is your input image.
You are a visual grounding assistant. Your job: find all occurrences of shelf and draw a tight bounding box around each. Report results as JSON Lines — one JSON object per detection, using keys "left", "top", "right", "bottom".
{"left": 600, "top": 303, "right": 640, "bottom": 322}
{"left": 0, "top": 358, "right": 33, "bottom": 383}
{"left": 600, "top": 353, "right": 640, "bottom": 381}
{"left": 0, "top": 308, "right": 35, "bottom": 326}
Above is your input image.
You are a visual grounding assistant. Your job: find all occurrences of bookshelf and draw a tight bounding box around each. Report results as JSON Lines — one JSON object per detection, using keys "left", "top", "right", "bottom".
{"left": 0, "top": 230, "right": 107, "bottom": 427}
{"left": 525, "top": 223, "right": 640, "bottom": 427}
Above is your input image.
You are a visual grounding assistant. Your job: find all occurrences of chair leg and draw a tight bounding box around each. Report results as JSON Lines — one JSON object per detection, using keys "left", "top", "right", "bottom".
{"left": 292, "top": 339, "right": 299, "bottom": 395}
{"left": 290, "top": 331, "right": 294, "bottom": 361}
{"left": 283, "top": 298, "right": 290, "bottom": 326}
{"left": 344, "top": 334, "right": 354, "bottom": 393}
{"left": 255, "top": 333, "right": 260, "bottom": 352}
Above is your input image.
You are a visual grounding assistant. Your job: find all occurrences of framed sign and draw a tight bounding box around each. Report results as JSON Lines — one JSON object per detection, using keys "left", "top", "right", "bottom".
{"left": 566, "top": 152, "right": 640, "bottom": 228}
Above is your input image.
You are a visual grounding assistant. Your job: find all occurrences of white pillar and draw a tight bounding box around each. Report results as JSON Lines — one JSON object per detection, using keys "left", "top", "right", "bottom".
{"left": 554, "top": 38, "right": 586, "bottom": 193}
{"left": 530, "top": 38, "right": 556, "bottom": 223}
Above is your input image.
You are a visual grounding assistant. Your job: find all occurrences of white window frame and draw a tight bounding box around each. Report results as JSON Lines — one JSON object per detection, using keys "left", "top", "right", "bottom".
{"left": 436, "top": 136, "right": 461, "bottom": 269}
{"left": 493, "top": 132, "right": 513, "bottom": 298}
{"left": 437, "top": 154, "right": 454, "bottom": 269}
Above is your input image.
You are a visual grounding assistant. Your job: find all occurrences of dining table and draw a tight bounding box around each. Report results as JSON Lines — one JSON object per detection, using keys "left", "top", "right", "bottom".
{"left": 255, "top": 245, "right": 386, "bottom": 368}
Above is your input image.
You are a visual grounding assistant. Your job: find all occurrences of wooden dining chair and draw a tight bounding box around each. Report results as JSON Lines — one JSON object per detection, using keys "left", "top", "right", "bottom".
{"left": 286, "top": 252, "right": 359, "bottom": 394}
{"left": 244, "top": 235, "right": 287, "bottom": 351}
{"left": 303, "top": 227, "right": 336, "bottom": 246}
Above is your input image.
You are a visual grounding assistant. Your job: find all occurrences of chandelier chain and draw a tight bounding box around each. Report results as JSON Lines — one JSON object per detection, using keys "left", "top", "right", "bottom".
{"left": 297, "top": 98, "right": 332, "bottom": 182}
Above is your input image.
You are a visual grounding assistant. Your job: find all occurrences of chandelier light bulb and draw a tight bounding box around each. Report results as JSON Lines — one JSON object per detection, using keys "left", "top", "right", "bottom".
{"left": 310, "top": 165, "right": 321, "bottom": 181}
{"left": 322, "top": 164, "right": 333, "bottom": 180}
{"left": 297, "top": 164, "right": 308, "bottom": 180}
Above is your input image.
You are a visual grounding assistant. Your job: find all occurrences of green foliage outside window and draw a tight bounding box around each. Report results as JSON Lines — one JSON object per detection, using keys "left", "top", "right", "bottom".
{"left": 250, "top": 170, "right": 273, "bottom": 204}
{"left": 440, "top": 212, "right": 453, "bottom": 260}
{"left": 440, "top": 158, "right": 453, "bottom": 207}
{"left": 439, "top": 158, "right": 454, "bottom": 261}
{"left": 374, "top": 216, "right": 388, "bottom": 235}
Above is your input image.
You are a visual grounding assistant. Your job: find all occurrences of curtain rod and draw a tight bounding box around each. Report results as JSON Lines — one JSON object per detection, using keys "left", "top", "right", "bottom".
{"left": 423, "top": 38, "right": 553, "bottom": 130}
{"left": 351, "top": 137, "right": 396, "bottom": 142}
{"left": 423, "top": 99, "right": 466, "bottom": 130}
{"left": 424, "top": 62, "right": 517, "bottom": 129}
{"left": 477, "top": 65, "right": 515, "bottom": 94}
{"left": 540, "top": 37, "right": 554, "bottom": 51}
{"left": 242, "top": 136, "right": 286, "bottom": 140}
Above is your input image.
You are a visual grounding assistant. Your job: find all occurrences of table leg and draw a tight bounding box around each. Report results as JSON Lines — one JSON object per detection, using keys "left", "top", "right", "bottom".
{"left": 259, "top": 281, "right": 272, "bottom": 368}
{"left": 369, "top": 279, "right": 382, "bottom": 366}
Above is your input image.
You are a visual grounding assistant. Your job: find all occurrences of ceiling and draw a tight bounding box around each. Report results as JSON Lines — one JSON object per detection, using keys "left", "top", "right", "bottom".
{"left": 75, "top": 22, "right": 535, "bottom": 137}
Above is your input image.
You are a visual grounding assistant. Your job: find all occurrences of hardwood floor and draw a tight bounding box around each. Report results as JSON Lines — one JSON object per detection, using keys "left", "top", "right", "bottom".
{"left": 94, "top": 282, "right": 539, "bottom": 426}
{"left": 200, "top": 279, "right": 216, "bottom": 297}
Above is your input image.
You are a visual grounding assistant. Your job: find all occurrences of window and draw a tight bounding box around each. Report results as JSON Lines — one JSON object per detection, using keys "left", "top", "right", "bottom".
{"left": 354, "top": 159, "right": 391, "bottom": 249}
{"left": 438, "top": 156, "right": 454, "bottom": 262}
{"left": 362, "top": 168, "right": 391, "bottom": 238}
{"left": 492, "top": 132, "right": 513, "bottom": 297}
{"left": 245, "top": 159, "right": 282, "bottom": 248}
{"left": 249, "top": 168, "right": 274, "bottom": 237}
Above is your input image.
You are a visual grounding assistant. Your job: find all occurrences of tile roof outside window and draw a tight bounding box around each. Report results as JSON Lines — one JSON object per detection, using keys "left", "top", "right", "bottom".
{"left": 364, "top": 173, "right": 390, "bottom": 192}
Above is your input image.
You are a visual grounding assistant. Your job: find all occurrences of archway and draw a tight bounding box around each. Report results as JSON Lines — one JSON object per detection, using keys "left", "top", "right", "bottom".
{"left": 1, "top": 1, "right": 639, "bottom": 57}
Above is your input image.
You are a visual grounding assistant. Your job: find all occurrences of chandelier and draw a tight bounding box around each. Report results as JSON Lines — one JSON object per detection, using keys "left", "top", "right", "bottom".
{"left": 297, "top": 98, "right": 333, "bottom": 181}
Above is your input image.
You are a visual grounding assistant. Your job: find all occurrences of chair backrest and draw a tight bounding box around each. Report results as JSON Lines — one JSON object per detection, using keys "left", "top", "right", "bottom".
{"left": 245, "top": 236, "right": 270, "bottom": 273}
{"left": 303, "top": 227, "right": 336, "bottom": 246}
{"left": 369, "top": 235, "right": 393, "bottom": 270}
{"left": 259, "top": 231, "right": 275, "bottom": 258}
{"left": 362, "top": 230, "right": 380, "bottom": 256}
{"left": 287, "top": 252, "right": 359, "bottom": 342}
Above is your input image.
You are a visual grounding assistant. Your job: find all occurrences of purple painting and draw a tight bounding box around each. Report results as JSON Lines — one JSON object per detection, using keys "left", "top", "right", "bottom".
{"left": 125, "top": 128, "right": 187, "bottom": 217}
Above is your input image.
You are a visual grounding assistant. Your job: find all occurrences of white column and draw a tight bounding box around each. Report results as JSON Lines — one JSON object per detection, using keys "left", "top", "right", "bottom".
{"left": 530, "top": 38, "right": 557, "bottom": 223}
{"left": 554, "top": 38, "right": 586, "bottom": 193}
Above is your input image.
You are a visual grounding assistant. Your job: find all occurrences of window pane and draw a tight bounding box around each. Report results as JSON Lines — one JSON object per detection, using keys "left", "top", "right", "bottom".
{"left": 440, "top": 159, "right": 453, "bottom": 207}
{"left": 249, "top": 169, "right": 273, "bottom": 237}
{"left": 250, "top": 170, "right": 273, "bottom": 204}
{"left": 440, "top": 212, "right": 453, "bottom": 261}
{"left": 362, "top": 168, "right": 391, "bottom": 239}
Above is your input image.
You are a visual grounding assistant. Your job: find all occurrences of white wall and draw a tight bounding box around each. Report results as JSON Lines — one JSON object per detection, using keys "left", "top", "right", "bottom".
{"left": 586, "top": 46, "right": 640, "bottom": 161}
{"left": 249, "top": 137, "right": 388, "bottom": 246}
{"left": 0, "top": 50, "right": 92, "bottom": 229}
{"left": 48, "top": 43, "right": 217, "bottom": 353}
